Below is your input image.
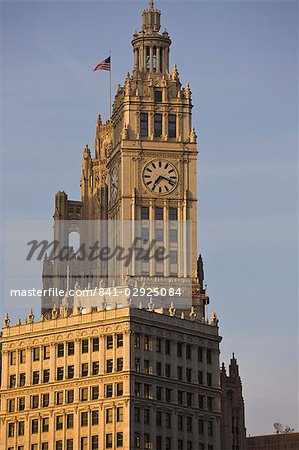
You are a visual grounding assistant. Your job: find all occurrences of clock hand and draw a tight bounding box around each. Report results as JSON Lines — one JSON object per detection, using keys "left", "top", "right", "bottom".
{"left": 160, "top": 175, "right": 175, "bottom": 186}
{"left": 152, "top": 176, "right": 162, "bottom": 190}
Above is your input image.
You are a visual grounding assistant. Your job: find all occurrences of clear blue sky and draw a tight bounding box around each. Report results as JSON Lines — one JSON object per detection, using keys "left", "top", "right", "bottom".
{"left": 1, "top": 0, "right": 297, "bottom": 437}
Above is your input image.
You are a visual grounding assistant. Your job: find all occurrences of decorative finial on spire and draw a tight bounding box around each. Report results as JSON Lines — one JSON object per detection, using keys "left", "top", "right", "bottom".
{"left": 3, "top": 312, "right": 10, "bottom": 328}
{"left": 149, "top": 0, "right": 154, "bottom": 11}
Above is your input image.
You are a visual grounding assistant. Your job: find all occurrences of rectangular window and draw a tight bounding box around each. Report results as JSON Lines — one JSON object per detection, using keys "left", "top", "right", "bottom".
{"left": 67, "top": 365, "right": 74, "bottom": 379}
{"left": 207, "top": 372, "right": 212, "bottom": 386}
{"left": 116, "top": 382, "right": 123, "bottom": 396}
{"left": 156, "top": 410, "right": 162, "bottom": 426}
{"left": 9, "top": 351, "right": 16, "bottom": 365}
{"left": 141, "top": 206, "right": 149, "bottom": 219}
{"left": 43, "top": 369, "right": 50, "bottom": 383}
{"left": 165, "top": 388, "right": 171, "bottom": 402}
{"left": 92, "top": 337, "right": 99, "bottom": 351}
{"left": 135, "top": 357, "right": 140, "bottom": 372}
{"left": 56, "top": 442, "right": 62, "bottom": 450}
{"left": 156, "top": 361, "right": 162, "bottom": 376}
{"left": 187, "top": 441, "right": 193, "bottom": 450}
{"left": 117, "top": 333, "right": 123, "bottom": 347}
{"left": 187, "top": 416, "right": 193, "bottom": 432}
{"left": 135, "top": 382, "right": 141, "bottom": 397}
{"left": 18, "top": 421, "right": 25, "bottom": 436}
{"left": 154, "top": 89, "right": 162, "bottom": 103}
{"left": 106, "top": 359, "right": 113, "bottom": 373}
{"left": 57, "top": 343, "right": 64, "bottom": 358}
{"left": 31, "top": 445, "right": 38, "bottom": 450}
{"left": 165, "top": 437, "right": 171, "bottom": 450}
{"left": 140, "top": 113, "right": 148, "bottom": 137}
{"left": 33, "top": 347, "right": 40, "bottom": 361}
{"left": 198, "top": 394, "right": 204, "bottom": 409}
{"left": 91, "top": 386, "right": 99, "bottom": 400}
{"left": 135, "top": 334, "right": 140, "bottom": 348}
{"left": 198, "top": 346, "right": 203, "bottom": 362}
{"left": 106, "top": 433, "right": 113, "bottom": 449}
{"left": 80, "top": 438, "right": 87, "bottom": 450}
{"left": 178, "top": 440, "right": 183, "bottom": 450}
{"left": 81, "top": 363, "right": 89, "bottom": 377}
{"left": 42, "top": 444, "right": 49, "bottom": 450}
{"left": 66, "top": 389, "right": 74, "bottom": 403}
{"left": 91, "top": 436, "right": 98, "bottom": 450}
{"left": 57, "top": 367, "right": 64, "bottom": 380}
{"left": 177, "top": 366, "right": 183, "bottom": 380}
{"left": 135, "top": 407, "right": 140, "bottom": 423}
{"left": 80, "top": 387, "right": 88, "bottom": 402}
{"left": 81, "top": 411, "right": 88, "bottom": 427}
{"left": 18, "top": 397, "right": 25, "bottom": 411}
{"left": 42, "top": 417, "right": 49, "bottom": 432}
{"left": 168, "top": 114, "right": 177, "bottom": 138}
{"left": 43, "top": 345, "right": 50, "bottom": 360}
{"left": 165, "top": 364, "right": 171, "bottom": 378}
{"left": 19, "top": 349, "right": 26, "bottom": 364}
{"left": 198, "top": 371, "right": 203, "bottom": 384}
{"left": 8, "top": 422, "right": 15, "bottom": 437}
{"left": 117, "top": 357, "right": 123, "bottom": 371}
{"left": 56, "top": 415, "right": 63, "bottom": 430}
{"left": 178, "top": 415, "right": 183, "bottom": 431}
{"left": 156, "top": 436, "right": 162, "bottom": 450}
{"left": 186, "top": 344, "right": 192, "bottom": 359}
{"left": 207, "top": 349, "right": 212, "bottom": 364}
{"left": 144, "top": 434, "right": 150, "bottom": 449}
{"left": 42, "top": 393, "right": 49, "bottom": 407}
{"left": 156, "top": 386, "right": 162, "bottom": 401}
{"left": 32, "top": 371, "right": 39, "bottom": 385}
{"left": 31, "top": 419, "right": 38, "bottom": 434}
{"left": 116, "top": 432, "right": 123, "bottom": 448}
{"left": 106, "top": 335, "right": 113, "bottom": 349}
{"left": 92, "top": 361, "right": 99, "bottom": 375}
{"left": 169, "top": 207, "right": 178, "bottom": 220}
{"left": 207, "top": 396, "right": 213, "bottom": 411}
{"left": 105, "top": 384, "right": 113, "bottom": 398}
{"left": 8, "top": 398, "right": 15, "bottom": 412}
{"left": 178, "top": 390, "right": 184, "bottom": 405}
{"left": 92, "top": 410, "right": 99, "bottom": 425}
{"left": 68, "top": 341, "right": 75, "bottom": 355}
{"left": 198, "top": 418, "right": 204, "bottom": 434}
{"left": 66, "top": 414, "right": 74, "bottom": 429}
{"left": 208, "top": 420, "right": 213, "bottom": 436}
{"left": 186, "top": 368, "right": 192, "bottom": 382}
{"left": 56, "top": 391, "right": 63, "bottom": 405}
{"left": 106, "top": 408, "right": 113, "bottom": 424}
{"left": 117, "top": 407, "right": 123, "bottom": 422}
{"left": 144, "top": 335, "right": 151, "bottom": 351}
{"left": 165, "top": 339, "right": 171, "bottom": 355}
{"left": 135, "top": 433, "right": 141, "bottom": 448}
{"left": 19, "top": 372, "right": 26, "bottom": 386}
{"left": 31, "top": 394, "right": 39, "bottom": 409}
{"left": 187, "top": 392, "right": 193, "bottom": 406}
{"left": 81, "top": 339, "right": 89, "bottom": 353}
{"left": 154, "top": 113, "right": 162, "bottom": 138}
{"left": 177, "top": 342, "right": 182, "bottom": 357}
{"left": 155, "top": 207, "right": 163, "bottom": 220}
{"left": 66, "top": 440, "right": 74, "bottom": 450}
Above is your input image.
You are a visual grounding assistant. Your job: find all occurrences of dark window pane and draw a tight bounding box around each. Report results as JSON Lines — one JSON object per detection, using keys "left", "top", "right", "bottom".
{"left": 154, "top": 114, "right": 162, "bottom": 138}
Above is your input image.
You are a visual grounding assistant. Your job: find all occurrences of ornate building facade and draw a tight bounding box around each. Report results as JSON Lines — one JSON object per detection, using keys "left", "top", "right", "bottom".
{"left": 1, "top": 1, "right": 247, "bottom": 449}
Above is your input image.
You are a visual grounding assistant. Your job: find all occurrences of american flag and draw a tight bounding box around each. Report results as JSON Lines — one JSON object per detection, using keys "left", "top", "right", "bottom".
{"left": 93, "top": 56, "right": 111, "bottom": 72}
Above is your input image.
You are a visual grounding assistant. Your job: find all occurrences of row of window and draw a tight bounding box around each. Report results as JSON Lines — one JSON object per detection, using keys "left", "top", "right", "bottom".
{"left": 140, "top": 113, "right": 177, "bottom": 138}
{"left": 7, "top": 382, "right": 124, "bottom": 413}
{"left": 8, "top": 433, "right": 123, "bottom": 450}
{"left": 135, "top": 434, "right": 214, "bottom": 450}
{"left": 134, "top": 382, "right": 214, "bottom": 409}
{"left": 140, "top": 227, "right": 178, "bottom": 243}
{"left": 8, "top": 408, "right": 123, "bottom": 439}
{"left": 135, "top": 359, "right": 213, "bottom": 384}
{"left": 134, "top": 335, "right": 213, "bottom": 362}
{"left": 9, "top": 357, "right": 123, "bottom": 388}
{"left": 140, "top": 206, "right": 178, "bottom": 220}
{"left": 134, "top": 407, "right": 212, "bottom": 434}
{"left": 9, "top": 335, "right": 123, "bottom": 365}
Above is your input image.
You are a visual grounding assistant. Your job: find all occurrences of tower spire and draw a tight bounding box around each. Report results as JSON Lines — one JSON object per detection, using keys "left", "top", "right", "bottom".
{"left": 149, "top": 0, "right": 154, "bottom": 10}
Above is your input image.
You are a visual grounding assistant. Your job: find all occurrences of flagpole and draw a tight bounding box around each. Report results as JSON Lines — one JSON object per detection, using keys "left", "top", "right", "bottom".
{"left": 109, "top": 49, "right": 112, "bottom": 119}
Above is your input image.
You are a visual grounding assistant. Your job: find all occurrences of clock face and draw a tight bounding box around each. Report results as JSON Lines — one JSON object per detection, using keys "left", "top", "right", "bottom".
{"left": 142, "top": 159, "right": 178, "bottom": 195}
{"left": 110, "top": 166, "right": 118, "bottom": 202}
